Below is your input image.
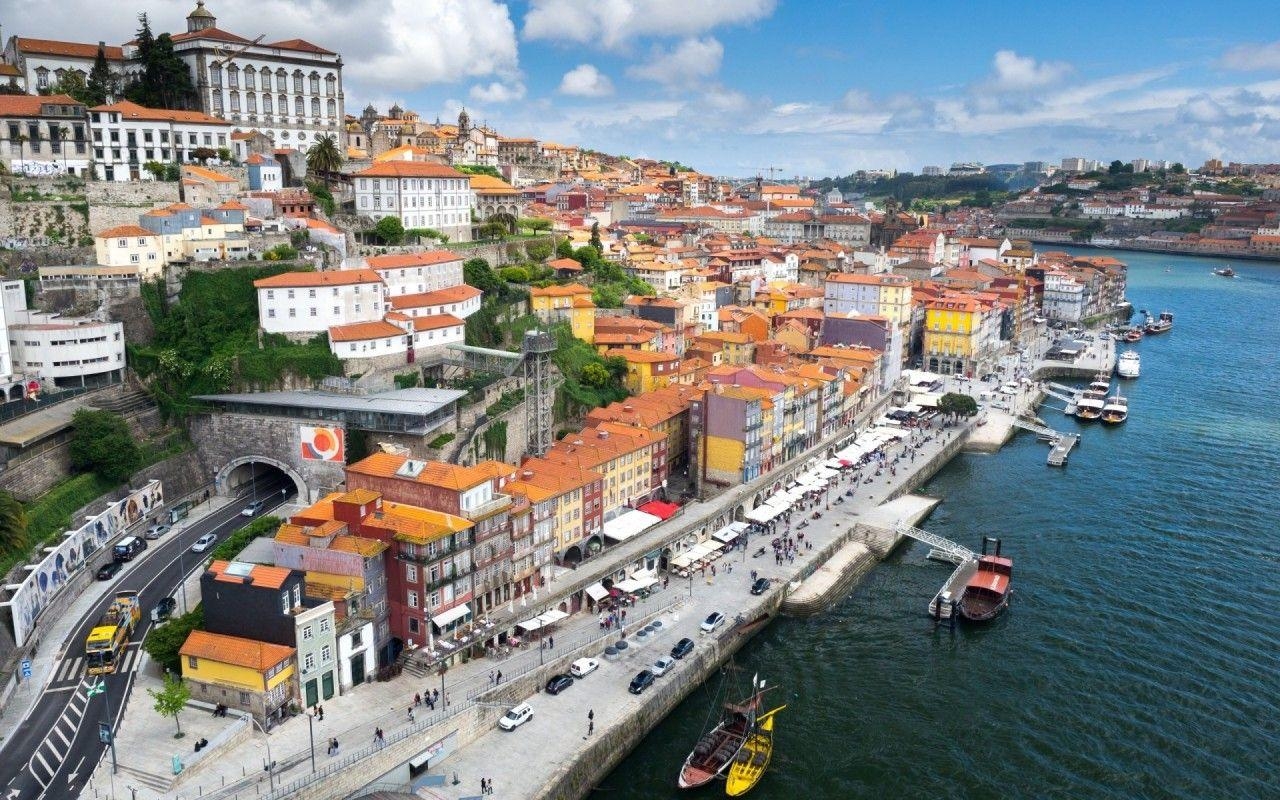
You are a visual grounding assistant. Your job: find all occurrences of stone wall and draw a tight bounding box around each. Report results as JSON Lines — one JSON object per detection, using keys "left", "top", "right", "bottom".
{"left": 83, "top": 180, "right": 182, "bottom": 232}
{"left": 0, "top": 434, "right": 74, "bottom": 501}
{"left": 0, "top": 199, "right": 91, "bottom": 246}
{"left": 188, "top": 411, "right": 346, "bottom": 501}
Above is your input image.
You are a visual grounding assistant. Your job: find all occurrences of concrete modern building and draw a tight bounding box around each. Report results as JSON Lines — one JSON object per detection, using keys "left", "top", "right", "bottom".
{"left": 2, "top": 279, "right": 126, "bottom": 389}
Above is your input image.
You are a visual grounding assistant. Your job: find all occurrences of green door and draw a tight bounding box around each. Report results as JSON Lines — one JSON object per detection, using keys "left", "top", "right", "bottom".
{"left": 351, "top": 655, "right": 365, "bottom": 686}
{"left": 322, "top": 671, "right": 335, "bottom": 700}
{"left": 304, "top": 679, "right": 318, "bottom": 707}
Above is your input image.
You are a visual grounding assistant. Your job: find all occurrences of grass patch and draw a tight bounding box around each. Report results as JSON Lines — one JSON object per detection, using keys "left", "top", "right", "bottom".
{"left": 428, "top": 432, "right": 456, "bottom": 449}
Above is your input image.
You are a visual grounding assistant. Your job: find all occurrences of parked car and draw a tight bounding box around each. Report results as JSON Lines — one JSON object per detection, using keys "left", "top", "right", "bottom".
{"left": 241, "top": 499, "right": 266, "bottom": 517}
{"left": 144, "top": 523, "right": 171, "bottom": 540}
{"left": 628, "top": 669, "right": 656, "bottom": 694}
{"left": 651, "top": 656, "right": 676, "bottom": 677}
{"left": 700, "top": 611, "right": 726, "bottom": 634}
{"left": 497, "top": 702, "right": 534, "bottom": 731}
{"left": 671, "top": 638, "right": 695, "bottom": 659}
{"left": 190, "top": 533, "right": 217, "bottom": 553}
{"left": 152, "top": 596, "right": 178, "bottom": 622}
{"left": 544, "top": 674, "right": 574, "bottom": 695}
{"left": 95, "top": 561, "right": 122, "bottom": 581}
{"left": 998, "top": 384, "right": 1019, "bottom": 396}
{"left": 750, "top": 577, "right": 771, "bottom": 596}
{"left": 570, "top": 658, "right": 599, "bottom": 678}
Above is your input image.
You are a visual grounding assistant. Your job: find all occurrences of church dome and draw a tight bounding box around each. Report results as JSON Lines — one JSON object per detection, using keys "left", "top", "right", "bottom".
{"left": 186, "top": 0, "right": 216, "bottom": 31}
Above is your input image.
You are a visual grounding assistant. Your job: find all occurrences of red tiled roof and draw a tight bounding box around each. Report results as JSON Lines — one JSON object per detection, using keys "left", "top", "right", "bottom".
{"left": 328, "top": 320, "right": 406, "bottom": 343}
{"left": 180, "top": 630, "right": 294, "bottom": 671}
{"left": 253, "top": 268, "right": 382, "bottom": 289}
{"left": 411, "top": 313, "right": 464, "bottom": 332}
{"left": 264, "top": 38, "right": 335, "bottom": 55}
{"left": 92, "top": 100, "right": 225, "bottom": 126}
{"left": 95, "top": 225, "right": 158, "bottom": 239}
{"left": 353, "top": 162, "right": 466, "bottom": 178}
{"left": 388, "top": 285, "right": 481, "bottom": 309}
{"left": 366, "top": 251, "right": 463, "bottom": 269}
{"left": 0, "top": 94, "right": 81, "bottom": 116}
{"left": 15, "top": 37, "right": 123, "bottom": 60}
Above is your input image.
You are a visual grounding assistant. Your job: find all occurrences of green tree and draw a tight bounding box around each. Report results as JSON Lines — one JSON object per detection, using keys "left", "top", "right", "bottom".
{"left": 85, "top": 45, "right": 114, "bottom": 106}
{"left": 1108, "top": 160, "right": 1124, "bottom": 175}
{"left": 937, "top": 392, "right": 979, "bottom": 421}
{"left": 69, "top": 409, "right": 141, "bottom": 483}
{"left": 45, "top": 71, "right": 90, "bottom": 104}
{"left": 589, "top": 221, "right": 602, "bottom": 251}
{"left": 216, "top": 146, "right": 233, "bottom": 163}
{"left": 143, "top": 606, "right": 203, "bottom": 673}
{"left": 525, "top": 241, "right": 552, "bottom": 261}
{"left": 373, "top": 215, "right": 405, "bottom": 245}
{"left": 524, "top": 217, "right": 553, "bottom": 234}
{"left": 0, "top": 490, "right": 29, "bottom": 556}
{"left": 1170, "top": 162, "right": 1186, "bottom": 174}
{"left": 149, "top": 672, "right": 191, "bottom": 738}
{"left": 190, "top": 146, "right": 215, "bottom": 164}
{"left": 498, "top": 266, "right": 529, "bottom": 283}
{"left": 463, "top": 257, "right": 503, "bottom": 294}
{"left": 580, "top": 362, "right": 610, "bottom": 387}
{"left": 592, "top": 283, "right": 623, "bottom": 308}
{"left": 124, "top": 17, "right": 195, "bottom": 109}
{"left": 487, "top": 212, "right": 518, "bottom": 234}
{"left": 305, "top": 134, "right": 343, "bottom": 184}
{"left": 143, "top": 160, "right": 167, "bottom": 180}
{"left": 555, "top": 238, "right": 574, "bottom": 259}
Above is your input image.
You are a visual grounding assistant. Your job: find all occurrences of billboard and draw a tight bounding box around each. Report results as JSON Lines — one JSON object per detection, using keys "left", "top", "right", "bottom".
{"left": 1, "top": 480, "right": 163, "bottom": 648}
{"left": 300, "top": 425, "right": 345, "bottom": 462}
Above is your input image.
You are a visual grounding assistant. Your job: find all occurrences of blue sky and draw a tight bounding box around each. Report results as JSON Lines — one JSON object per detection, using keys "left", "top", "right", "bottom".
{"left": 23, "top": 0, "right": 1280, "bottom": 177}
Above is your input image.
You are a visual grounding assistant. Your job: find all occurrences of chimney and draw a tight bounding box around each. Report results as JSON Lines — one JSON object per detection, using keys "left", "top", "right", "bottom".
{"left": 598, "top": 430, "right": 609, "bottom": 439}
{"left": 522, "top": 470, "right": 533, "bottom": 479}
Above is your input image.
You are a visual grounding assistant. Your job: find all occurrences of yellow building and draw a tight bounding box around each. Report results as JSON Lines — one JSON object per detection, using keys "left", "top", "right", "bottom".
{"left": 923, "top": 296, "right": 984, "bottom": 375}
{"left": 529, "top": 283, "right": 595, "bottom": 343}
{"left": 180, "top": 630, "right": 296, "bottom": 724}
{"left": 604, "top": 349, "right": 681, "bottom": 395}
{"left": 695, "top": 331, "right": 754, "bottom": 365}
{"left": 93, "top": 225, "right": 164, "bottom": 278}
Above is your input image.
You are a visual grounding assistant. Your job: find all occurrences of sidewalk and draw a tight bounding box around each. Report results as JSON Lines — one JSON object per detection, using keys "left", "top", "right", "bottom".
{"left": 0, "top": 491, "right": 228, "bottom": 753}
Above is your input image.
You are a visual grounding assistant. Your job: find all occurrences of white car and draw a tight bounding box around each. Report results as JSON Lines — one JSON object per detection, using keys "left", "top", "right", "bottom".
{"left": 497, "top": 702, "right": 533, "bottom": 731}
{"left": 569, "top": 657, "right": 599, "bottom": 678}
{"left": 241, "top": 499, "right": 266, "bottom": 517}
{"left": 190, "top": 533, "right": 217, "bottom": 553}
{"left": 998, "top": 384, "right": 1019, "bottom": 396}
{"left": 651, "top": 656, "right": 677, "bottom": 677}
{"left": 700, "top": 611, "right": 725, "bottom": 634}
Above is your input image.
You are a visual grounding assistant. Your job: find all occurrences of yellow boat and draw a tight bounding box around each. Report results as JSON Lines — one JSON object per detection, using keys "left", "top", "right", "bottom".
{"left": 725, "top": 705, "right": 785, "bottom": 796}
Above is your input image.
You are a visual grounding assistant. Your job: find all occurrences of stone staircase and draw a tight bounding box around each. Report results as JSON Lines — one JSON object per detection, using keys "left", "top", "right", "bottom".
{"left": 86, "top": 388, "right": 156, "bottom": 415}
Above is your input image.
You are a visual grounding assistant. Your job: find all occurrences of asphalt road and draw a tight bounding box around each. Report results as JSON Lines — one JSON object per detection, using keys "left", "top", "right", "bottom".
{"left": 0, "top": 477, "right": 294, "bottom": 800}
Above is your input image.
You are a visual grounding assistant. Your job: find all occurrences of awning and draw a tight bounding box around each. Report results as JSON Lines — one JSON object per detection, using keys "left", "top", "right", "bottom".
{"left": 669, "top": 553, "right": 694, "bottom": 569}
{"left": 603, "top": 510, "right": 662, "bottom": 543}
{"left": 911, "top": 392, "right": 942, "bottom": 408}
{"left": 585, "top": 583, "right": 609, "bottom": 602}
{"left": 614, "top": 578, "right": 644, "bottom": 593}
{"left": 712, "top": 526, "right": 741, "bottom": 543}
{"left": 636, "top": 500, "right": 680, "bottom": 520}
{"left": 538, "top": 609, "right": 568, "bottom": 625}
{"left": 746, "top": 504, "right": 785, "bottom": 523}
{"left": 703, "top": 540, "right": 725, "bottom": 552}
{"left": 431, "top": 604, "right": 472, "bottom": 629}
{"left": 516, "top": 616, "right": 543, "bottom": 632}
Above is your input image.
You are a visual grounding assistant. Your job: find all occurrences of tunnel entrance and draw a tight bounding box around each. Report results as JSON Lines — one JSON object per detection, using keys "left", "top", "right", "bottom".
{"left": 217, "top": 456, "right": 308, "bottom": 503}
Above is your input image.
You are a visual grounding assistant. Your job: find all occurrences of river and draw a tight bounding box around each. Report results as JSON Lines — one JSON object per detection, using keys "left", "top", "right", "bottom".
{"left": 595, "top": 250, "right": 1280, "bottom": 799}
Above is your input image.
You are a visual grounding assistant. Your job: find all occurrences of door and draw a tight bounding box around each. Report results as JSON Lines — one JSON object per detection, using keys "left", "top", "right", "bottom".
{"left": 322, "top": 671, "right": 335, "bottom": 700}
{"left": 304, "top": 678, "right": 318, "bottom": 707}
{"left": 350, "top": 654, "right": 365, "bottom": 686}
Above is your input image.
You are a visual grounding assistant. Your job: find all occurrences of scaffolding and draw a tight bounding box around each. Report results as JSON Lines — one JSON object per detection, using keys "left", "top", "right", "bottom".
{"left": 522, "top": 330, "right": 557, "bottom": 457}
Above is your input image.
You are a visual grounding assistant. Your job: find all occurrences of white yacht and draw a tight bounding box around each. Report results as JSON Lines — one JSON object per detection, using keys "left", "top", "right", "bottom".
{"left": 1075, "top": 377, "right": 1110, "bottom": 421}
{"left": 1117, "top": 350, "right": 1140, "bottom": 379}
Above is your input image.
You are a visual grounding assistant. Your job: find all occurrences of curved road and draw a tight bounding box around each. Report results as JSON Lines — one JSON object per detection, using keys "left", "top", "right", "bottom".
{"left": 0, "top": 477, "right": 293, "bottom": 800}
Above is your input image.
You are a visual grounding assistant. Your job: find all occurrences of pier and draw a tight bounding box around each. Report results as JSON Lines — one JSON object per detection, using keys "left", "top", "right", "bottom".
{"left": 1047, "top": 433, "right": 1079, "bottom": 466}
{"left": 894, "top": 523, "right": 977, "bottom": 622}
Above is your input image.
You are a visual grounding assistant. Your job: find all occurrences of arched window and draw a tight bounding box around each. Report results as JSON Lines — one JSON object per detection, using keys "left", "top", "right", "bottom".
{"left": 243, "top": 66, "right": 255, "bottom": 90}
{"left": 326, "top": 98, "right": 336, "bottom": 118}
{"left": 276, "top": 68, "right": 287, "bottom": 90}
{"left": 279, "top": 93, "right": 287, "bottom": 116}
{"left": 227, "top": 65, "right": 239, "bottom": 89}
{"left": 210, "top": 65, "right": 222, "bottom": 87}
{"left": 294, "top": 96, "right": 304, "bottom": 117}
{"left": 259, "top": 69, "right": 270, "bottom": 91}
{"left": 309, "top": 72, "right": 320, "bottom": 95}
{"left": 245, "top": 92, "right": 256, "bottom": 114}
{"left": 262, "top": 94, "right": 272, "bottom": 115}
{"left": 229, "top": 91, "right": 240, "bottom": 112}
{"left": 310, "top": 97, "right": 320, "bottom": 118}
{"left": 325, "top": 74, "right": 336, "bottom": 96}
{"left": 292, "top": 70, "right": 303, "bottom": 93}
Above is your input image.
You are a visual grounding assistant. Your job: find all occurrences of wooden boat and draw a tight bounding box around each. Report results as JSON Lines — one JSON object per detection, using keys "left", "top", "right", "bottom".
{"left": 957, "top": 537, "right": 1012, "bottom": 623}
{"left": 725, "top": 705, "right": 785, "bottom": 797}
{"left": 1101, "top": 394, "right": 1128, "bottom": 424}
{"left": 1144, "top": 311, "right": 1173, "bottom": 334}
{"left": 679, "top": 676, "right": 767, "bottom": 789}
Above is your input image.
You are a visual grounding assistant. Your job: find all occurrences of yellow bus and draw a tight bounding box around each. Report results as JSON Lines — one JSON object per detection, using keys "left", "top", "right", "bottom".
{"left": 85, "top": 591, "right": 140, "bottom": 675}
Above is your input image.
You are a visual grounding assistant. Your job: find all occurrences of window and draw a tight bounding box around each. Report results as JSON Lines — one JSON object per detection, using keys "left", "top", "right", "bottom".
{"left": 281, "top": 591, "right": 290, "bottom": 614}
{"left": 407, "top": 565, "right": 418, "bottom": 581}
{"left": 321, "top": 644, "right": 332, "bottom": 662}
{"left": 302, "top": 625, "right": 313, "bottom": 641}
{"left": 325, "top": 74, "right": 336, "bottom": 95}
{"left": 260, "top": 70, "right": 271, "bottom": 91}
{"left": 187, "top": 656, "right": 199, "bottom": 669}
{"left": 288, "top": 308, "right": 295, "bottom": 318}
{"left": 262, "top": 94, "right": 273, "bottom": 114}
{"left": 293, "top": 70, "right": 304, "bottom": 93}
{"left": 210, "top": 66, "right": 222, "bottom": 87}
{"left": 333, "top": 306, "right": 339, "bottom": 315}
{"left": 228, "top": 67, "right": 239, "bottom": 89}
{"left": 267, "top": 309, "right": 276, "bottom": 318}
{"left": 294, "top": 96, "right": 304, "bottom": 117}
{"left": 319, "top": 618, "right": 331, "bottom": 633}
{"left": 408, "top": 591, "right": 418, "bottom": 608}
{"left": 351, "top": 630, "right": 362, "bottom": 647}
{"left": 303, "top": 652, "right": 315, "bottom": 671}
{"left": 309, "top": 307, "right": 317, "bottom": 317}
{"left": 310, "top": 73, "right": 320, "bottom": 94}
{"left": 310, "top": 97, "right": 320, "bottom": 118}
{"left": 293, "top": 585, "right": 301, "bottom": 606}
{"left": 408, "top": 617, "right": 419, "bottom": 633}
{"left": 278, "top": 93, "right": 287, "bottom": 115}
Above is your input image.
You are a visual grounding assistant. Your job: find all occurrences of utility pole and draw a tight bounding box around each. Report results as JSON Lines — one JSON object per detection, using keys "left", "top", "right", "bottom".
{"left": 88, "top": 678, "right": 118, "bottom": 774}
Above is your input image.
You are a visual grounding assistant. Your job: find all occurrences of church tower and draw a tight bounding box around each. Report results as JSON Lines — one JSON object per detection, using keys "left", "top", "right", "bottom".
{"left": 186, "top": 0, "right": 216, "bottom": 33}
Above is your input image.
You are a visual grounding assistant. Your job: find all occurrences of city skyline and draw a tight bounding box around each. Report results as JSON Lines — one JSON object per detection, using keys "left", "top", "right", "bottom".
{"left": 10, "top": 0, "right": 1280, "bottom": 175}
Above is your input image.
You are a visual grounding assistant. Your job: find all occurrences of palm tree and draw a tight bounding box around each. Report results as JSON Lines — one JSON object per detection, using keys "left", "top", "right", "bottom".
{"left": 14, "top": 133, "right": 28, "bottom": 172}
{"left": 305, "top": 135, "right": 343, "bottom": 185}
{"left": 58, "top": 126, "right": 70, "bottom": 174}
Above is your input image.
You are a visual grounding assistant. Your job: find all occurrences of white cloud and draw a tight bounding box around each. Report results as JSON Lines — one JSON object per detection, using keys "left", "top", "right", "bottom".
{"left": 11, "top": 0, "right": 519, "bottom": 96}
{"left": 1219, "top": 41, "right": 1280, "bottom": 71}
{"left": 522, "top": 0, "right": 775, "bottom": 50}
{"left": 558, "top": 64, "right": 614, "bottom": 97}
{"left": 984, "top": 50, "right": 1072, "bottom": 91}
{"left": 470, "top": 81, "right": 526, "bottom": 103}
{"left": 627, "top": 37, "right": 723, "bottom": 86}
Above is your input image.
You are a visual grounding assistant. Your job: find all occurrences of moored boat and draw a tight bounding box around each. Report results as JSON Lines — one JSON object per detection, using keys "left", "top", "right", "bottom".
{"left": 1144, "top": 310, "right": 1173, "bottom": 335}
{"left": 1123, "top": 327, "right": 1143, "bottom": 343}
{"left": 957, "top": 538, "right": 1013, "bottom": 623}
{"left": 1213, "top": 266, "right": 1236, "bottom": 277}
{"left": 679, "top": 677, "right": 768, "bottom": 789}
{"left": 1117, "top": 350, "right": 1140, "bottom": 379}
{"left": 1101, "top": 394, "right": 1128, "bottom": 425}
{"left": 725, "top": 705, "right": 785, "bottom": 797}
{"left": 1075, "top": 378, "right": 1109, "bottom": 421}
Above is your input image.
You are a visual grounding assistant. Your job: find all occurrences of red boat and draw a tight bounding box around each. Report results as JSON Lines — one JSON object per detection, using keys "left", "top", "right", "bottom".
{"left": 678, "top": 676, "right": 767, "bottom": 789}
{"left": 957, "top": 538, "right": 1012, "bottom": 623}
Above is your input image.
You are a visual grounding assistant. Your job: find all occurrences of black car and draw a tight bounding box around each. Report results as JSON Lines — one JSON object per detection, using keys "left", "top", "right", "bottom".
{"left": 95, "top": 561, "right": 122, "bottom": 581}
{"left": 545, "top": 674, "right": 574, "bottom": 695}
{"left": 750, "top": 577, "right": 771, "bottom": 595}
{"left": 670, "top": 637, "right": 695, "bottom": 659}
{"left": 152, "top": 597, "right": 178, "bottom": 622}
{"left": 629, "top": 669, "right": 655, "bottom": 695}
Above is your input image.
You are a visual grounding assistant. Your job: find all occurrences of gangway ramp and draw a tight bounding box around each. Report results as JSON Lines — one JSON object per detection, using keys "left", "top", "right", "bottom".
{"left": 895, "top": 523, "right": 979, "bottom": 623}
{"left": 1009, "top": 417, "right": 1059, "bottom": 440}
{"left": 895, "top": 523, "right": 974, "bottom": 561}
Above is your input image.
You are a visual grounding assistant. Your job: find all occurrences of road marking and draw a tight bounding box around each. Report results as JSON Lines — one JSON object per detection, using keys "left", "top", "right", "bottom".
{"left": 30, "top": 750, "right": 54, "bottom": 782}
{"left": 117, "top": 651, "right": 134, "bottom": 674}
{"left": 41, "top": 685, "right": 76, "bottom": 695}
{"left": 51, "top": 727, "right": 70, "bottom": 749}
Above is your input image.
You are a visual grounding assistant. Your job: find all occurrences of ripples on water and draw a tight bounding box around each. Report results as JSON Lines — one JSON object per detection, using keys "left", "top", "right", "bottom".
{"left": 596, "top": 252, "right": 1280, "bottom": 799}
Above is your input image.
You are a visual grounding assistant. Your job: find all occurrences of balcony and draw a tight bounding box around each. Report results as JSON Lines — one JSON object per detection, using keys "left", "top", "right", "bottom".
{"left": 460, "top": 493, "right": 512, "bottom": 522}
{"left": 423, "top": 566, "right": 471, "bottom": 593}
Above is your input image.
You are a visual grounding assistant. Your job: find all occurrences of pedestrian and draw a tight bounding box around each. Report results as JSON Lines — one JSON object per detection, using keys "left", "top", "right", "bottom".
{"left": 408, "top": 707, "right": 415, "bottom": 723}
{"left": 663, "top": 576, "right": 669, "bottom": 589}
{"left": 588, "top": 718, "right": 594, "bottom": 735}
{"left": 711, "top": 564, "right": 717, "bottom": 577}
{"left": 326, "top": 739, "right": 334, "bottom": 756}
{"left": 496, "top": 670, "right": 503, "bottom": 684}
{"left": 317, "top": 704, "right": 324, "bottom": 721}
{"left": 332, "top": 737, "right": 339, "bottom": 756}
{"left": 481, "top": 778, "right": 487, "bottom": 795}
{"left": 374, "top": 727, "right": 384, "bottom": 747}
{"left": 751, "top": 569, "right": 758, "bottom": 581}
{"left": 489, "top": 670, "right": 495, "bottom": 685}
{"left": 620, "top": 610, "right": 626, "bottom": 623}
{"left": 433, "top": 688, "right": 439, "bottom": 704}
{"left": 550, "top": 635, "right": 555, "bottom": 649}
{"left": 414, "top": 692, "right": 422, "bottom": 706}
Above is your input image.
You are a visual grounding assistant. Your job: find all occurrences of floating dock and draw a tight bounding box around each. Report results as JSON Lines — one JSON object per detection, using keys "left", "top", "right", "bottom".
{"left": 1047, "top": 433, "right": 1079, "bottom": 466}
{"left": 895, "top": 523, "right": 976, "bottom": 621}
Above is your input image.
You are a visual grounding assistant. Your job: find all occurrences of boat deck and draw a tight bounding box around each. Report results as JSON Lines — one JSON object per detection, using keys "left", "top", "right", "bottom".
{"left": 1047, "top": 433, "right": 1079, "bottom": 466}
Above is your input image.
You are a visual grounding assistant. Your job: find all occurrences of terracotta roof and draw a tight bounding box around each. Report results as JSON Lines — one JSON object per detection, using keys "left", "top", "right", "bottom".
{"left": 365, "top": 251, "right": 462, "bottom": 270}
{"left": 170, "top": 27, "right": 252, "bottom": 45}
{"left": 410, "top": 313, "right": 464, "bottom": 332}
{"left": 468, "top": 174, "right": 518, "bottom": 193}
{"left": 354, "top": 162, "right": 466, "bottom": 179}
{"left": 0, "top": 94, "right": 81, "bottom": 116}
{"left": 15, "top": 37, "right": 123, "bottom": 60}
{"left": 207, "top": 559, "right": 292, "bottom": 589}
{"left": 184, "top": 164, "right": 238, "bottom": 183}
{"left": 604, "top": 349, "right": 678, "bottom": 363}
{"left": 92, "top": 100, "right": 226, "bottom": 126}
{"left": 95, "top": 225, "right": 158, "bottom": 239}
{"left": 328, "top": 320, "right": 406, "bottom": 343}
{"left": 180, "top": 629, "right": 294, "bottom": 671}
{"left": 0, "top": 64, "right": 21, "bottom": 77}
{"left": 218, "top": 199, "right": 249, "bottom": 211}
{"left": 547, "top": 258, "right": 582, "bottom": 271}
{"left": 388, "top": 285, "right": 481, "bottom": 309}
{"left": 264, "top": 38, "right": 335, "bottom": 55}
{"left": 253, "top": 268, "right": 382, "bottom": 289}
{"left": 530, "top": 282, "right": 591, "bottom": 298}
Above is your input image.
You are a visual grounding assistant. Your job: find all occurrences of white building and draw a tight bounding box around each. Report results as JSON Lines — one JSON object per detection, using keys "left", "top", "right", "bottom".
{"left": 327, "top": 313, "right": 464, "bottom": 364}
{"left": 93, "top": 225, "right": 164, "bottom": 278}
{"left": 352, "top": 162, "right": 475, "bottom": 243}
{"left": 2, "top": 280, "right": 126, "bottom": 389}
{"left": 254, "top": 269, "right": 385, "bottom": 338}
{"left": 921, "top": 165, "right": 943, "bottom": 176}
{"left": 1042, "top": 271, "right": 1086, "bottom": 322}
{"left": 138, "top": 2, "right": 345, "bottom": 149}
{"left": 365, "top": 251, "right": 466, "bottom": 296}
{"left": 0, "top": 94, "right": 91, "bottom": 176}
{"left": 386, "top": 285, "right": 482, "bottom": 320}
{"left": 293, "top": 602, "right": 339, "bottom": 705}
{"left": 88, "top": 100, "right": 230, "bottom": 182}
{"left": 1, "top": 36, "right": 125, "bottom": 94}
{"left": 1060, "top": 157, "right": 1088, "bottom": 173}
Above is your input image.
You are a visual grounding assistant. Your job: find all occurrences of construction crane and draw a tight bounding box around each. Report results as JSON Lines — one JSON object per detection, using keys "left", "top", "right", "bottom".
{"left": 210, "top": 35, "right": 265, "bottom": 68}
{"left": 755, "top": 165, "right": 785, "bottom": 181}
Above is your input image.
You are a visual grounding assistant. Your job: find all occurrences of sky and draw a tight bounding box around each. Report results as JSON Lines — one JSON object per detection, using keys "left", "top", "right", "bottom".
{"left": 11, "top": 0, "right": 1280, "bottom": 178}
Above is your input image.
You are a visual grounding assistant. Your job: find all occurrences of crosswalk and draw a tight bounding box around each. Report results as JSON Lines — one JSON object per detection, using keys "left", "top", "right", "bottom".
{"left": 48, "top": 645, "right": 143, "bottom": 687}
{"left": 26, "top": 678, "right": 93, "bottom": 788}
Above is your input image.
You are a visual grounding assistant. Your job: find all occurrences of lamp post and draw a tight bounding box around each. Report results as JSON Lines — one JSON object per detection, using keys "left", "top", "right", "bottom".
{"left": 306, "top": 709, "right": 317, "bottom": 773}
{"left": 437, "top": 665, "right": 447, "bottom": 711}
{"left": 249, "top": 716, "right": 275, "bottom": 790}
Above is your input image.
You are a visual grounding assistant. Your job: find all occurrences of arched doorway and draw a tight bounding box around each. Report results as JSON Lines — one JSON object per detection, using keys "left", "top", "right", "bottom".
{"left": 217, "top": 455, "right": 308, "bottom": 502}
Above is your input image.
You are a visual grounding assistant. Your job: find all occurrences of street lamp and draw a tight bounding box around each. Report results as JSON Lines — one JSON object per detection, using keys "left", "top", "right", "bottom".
{"left": 248, "top": 716, "right": 275, "bottom": 790}
{"left": 437, "top": 665, "right": 447, "bottom": 711}
{"left": 306, "top": 709, "right": 317, "bottom": 773}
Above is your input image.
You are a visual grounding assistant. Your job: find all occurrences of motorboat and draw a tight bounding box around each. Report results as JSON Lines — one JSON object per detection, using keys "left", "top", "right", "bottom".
{"left": 1074, "top": 377, "right": 1110, "bottom": 421}
{"left": 1117, "top": 350, "right": 1141, "bottom": 379}
{"left": 1213, "top": 266, "right": 1236, "bottom": 277}
{"left": 1123, "top": 327, "right": 1143, "bottom": 343}
{"left": 1101, "top": 394, "right": 1128, "bottom": 425}
{"left": 1144, "top": 311, "right": 1173, "bottom": 335}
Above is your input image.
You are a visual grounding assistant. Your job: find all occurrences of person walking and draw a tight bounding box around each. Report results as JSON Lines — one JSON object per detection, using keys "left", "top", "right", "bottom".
{"left": 496, "top": 669, "right": 503, "bottom": 684}
{"left": 317, "top": 704, "right": 324, "bottom": 721}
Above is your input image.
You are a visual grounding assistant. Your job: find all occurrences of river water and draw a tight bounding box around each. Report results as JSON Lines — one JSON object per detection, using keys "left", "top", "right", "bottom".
{"left": 596, "top": 250, "right": 1280, "bottom": 799}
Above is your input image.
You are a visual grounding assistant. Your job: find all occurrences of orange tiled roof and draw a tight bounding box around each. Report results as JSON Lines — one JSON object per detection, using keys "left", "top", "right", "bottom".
{"left": 388, "top": 285, "right": 481, "bottom": 309}
{"left": 410, "top": 313, "right": 464, "bottom": 332}
{"left": 93, "top": 100, "right": 226, "bottom": 126}
{"left": 0, "top": 94, "right": 81, "bottom": 116}
{"left": 180, "top": 629, "right": 294, "bottom": 671}
{"left": 253, "top": 268, "right": 382, "bottom": 289}
{"left": 366, "top": 251, "right": 462, "bottom": 269}
{"left": 353, "top": 162, "right": 465, "bottom": 179}
{"left": 95, "top": 225, "right": 158, "bottom": 239}
{"left": 207, "top": 560, "right": 291, "bottom": 588}
{"left": 15, "top": 37, "right": 123, "bottom": 60}
{"left": 328, "top": 320, "right": 406, "bottom": 343}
